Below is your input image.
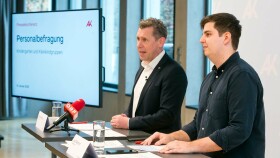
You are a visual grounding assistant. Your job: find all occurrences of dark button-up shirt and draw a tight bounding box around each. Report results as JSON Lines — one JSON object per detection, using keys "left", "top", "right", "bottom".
{"left": 183, "top": 52, "right": 265, "bottom": 158}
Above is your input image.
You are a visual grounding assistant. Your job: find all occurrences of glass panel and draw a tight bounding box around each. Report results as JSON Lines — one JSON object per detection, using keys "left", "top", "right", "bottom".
{"left": 185, "top": 0, "right": 206, "bottom": 109}
{"left": 207, "top": 0, "right": 214, "bottom": 73}
{"left": 84, "top": 0, "right": 99, "bottom": 8}
{"left": 70, "top": 0, "right": 82, "bottom": 9}
{"left": 101, "top": 0, "right": 120, "bottom": 85}
{"left": 143, "top": 0, "right": 174, "bottom": 58}
{"left": 56, "top": 0, "right": 68, "bottom": 10}
{"left": 25, "top": 0, "right": 51, "bottom": 12}
{"left": 125, "top": 0, "right": 141, "bottom": 95}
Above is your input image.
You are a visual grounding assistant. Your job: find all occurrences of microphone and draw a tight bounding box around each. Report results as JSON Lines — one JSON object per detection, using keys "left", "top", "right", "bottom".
{"left": 46, "top": 99, "right": 85, "bottom": 131}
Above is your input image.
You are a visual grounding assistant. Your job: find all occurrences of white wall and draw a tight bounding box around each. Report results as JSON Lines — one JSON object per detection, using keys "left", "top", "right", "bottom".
{"left": 212, "top": 0, "right": 280, "bottom": 157}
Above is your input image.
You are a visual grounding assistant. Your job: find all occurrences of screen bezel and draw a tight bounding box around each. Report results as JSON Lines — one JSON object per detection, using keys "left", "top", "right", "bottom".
{"left": 11, "top": 9, "right": 103, "bottom": 107}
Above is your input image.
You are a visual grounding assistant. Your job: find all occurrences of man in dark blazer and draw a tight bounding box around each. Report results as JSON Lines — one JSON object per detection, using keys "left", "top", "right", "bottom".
{"left": 110, "top": 18, "right": 187, "bottom": 134}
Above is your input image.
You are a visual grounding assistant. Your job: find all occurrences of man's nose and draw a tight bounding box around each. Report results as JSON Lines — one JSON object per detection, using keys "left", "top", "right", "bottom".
{"left": 199, "top": 36, "right": 205, "bottom": 43}
{"left": 137, "top": 41, "right": 143, "bottom": 47}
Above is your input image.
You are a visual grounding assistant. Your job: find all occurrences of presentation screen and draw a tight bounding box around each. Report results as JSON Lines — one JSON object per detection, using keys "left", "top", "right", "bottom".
{"left": 12, "top": 9, "right": 102, "bottom": 107}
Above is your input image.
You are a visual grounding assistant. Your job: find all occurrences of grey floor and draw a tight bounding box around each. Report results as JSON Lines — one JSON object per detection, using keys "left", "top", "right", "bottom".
{"left": 0, "top": 118, "right": 50, "bottom": 158}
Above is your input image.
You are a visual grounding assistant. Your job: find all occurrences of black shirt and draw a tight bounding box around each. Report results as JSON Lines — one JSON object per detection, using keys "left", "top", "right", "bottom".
{"left": 183, "top": 52, "right": 265, "bottom": 158}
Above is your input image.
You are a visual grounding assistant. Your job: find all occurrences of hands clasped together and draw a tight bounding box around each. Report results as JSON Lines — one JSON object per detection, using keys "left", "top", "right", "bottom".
{"left": 110, "top": 114, "right": 129, "bottom": 129}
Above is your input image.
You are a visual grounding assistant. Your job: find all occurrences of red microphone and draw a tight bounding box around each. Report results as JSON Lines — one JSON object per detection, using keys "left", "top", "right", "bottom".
{"left": 64, "top": 99, "right": 85, "bottom": 120}
{"left": 46, "top": 99, "right": 85, "bottom": 131}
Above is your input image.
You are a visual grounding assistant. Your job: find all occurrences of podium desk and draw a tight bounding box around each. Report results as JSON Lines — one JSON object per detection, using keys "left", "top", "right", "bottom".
{"left": 23, "top": 123, "right": 151, "bottom": 158}
{"left": 104, "top": 122, "right": 151, "bottom": 141}
{"left": 22, "top": 123, "right": 151, "bottom": 142}
{"left": 45, "top": 141, "right": 210, "bottom": 158}
{"left": 22, "top": 123, "right": 91, "bottom": 142}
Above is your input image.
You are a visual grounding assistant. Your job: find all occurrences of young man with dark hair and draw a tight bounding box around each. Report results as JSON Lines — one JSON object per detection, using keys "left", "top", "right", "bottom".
{"left": 142, "top": 13, "right": 265, "bottom": 158}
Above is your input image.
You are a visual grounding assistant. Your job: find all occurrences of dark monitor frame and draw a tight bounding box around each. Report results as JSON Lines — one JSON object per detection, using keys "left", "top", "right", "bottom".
{"left": 11, "top": 9, "right": 103, "bottom": 107}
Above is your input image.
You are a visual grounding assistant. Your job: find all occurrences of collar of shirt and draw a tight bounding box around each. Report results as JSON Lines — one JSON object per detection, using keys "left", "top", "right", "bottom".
{"left": 132, "top": 50, "right": 165, "bottom": 118}
{"left": 212, "top": 52, "right": 240, "bottom": 76}
{"left": 141, "top": 50, "right": 165, "bottom": 71}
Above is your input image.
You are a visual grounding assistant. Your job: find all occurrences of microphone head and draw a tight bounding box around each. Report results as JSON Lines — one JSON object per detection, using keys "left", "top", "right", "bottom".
{"left": 63, "top": 99, "right": 85, "bottom": 120}
{"left": 63, "top": 99, "right": 85, "bottom": 112}
{"left": 72, "top": 99, "right": 85, "bottom": 111}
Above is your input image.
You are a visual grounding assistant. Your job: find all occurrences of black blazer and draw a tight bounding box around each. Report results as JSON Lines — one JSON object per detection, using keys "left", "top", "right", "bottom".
{"left": 125, "top": 54, "right": 187, "bottom": 134}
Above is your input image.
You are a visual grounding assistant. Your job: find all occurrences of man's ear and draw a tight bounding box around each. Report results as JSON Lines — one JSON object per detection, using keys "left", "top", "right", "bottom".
{"left": 223, "top": 32, "right": 231, "bottom": 46}
{"left": 158, "top": 37, "right": 166, "bottom": 47}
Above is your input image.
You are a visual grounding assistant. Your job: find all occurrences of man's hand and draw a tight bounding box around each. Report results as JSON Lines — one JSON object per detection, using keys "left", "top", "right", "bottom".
{"left": 159, "top": 137, "right": 222, "bottom": 154}
{"left": 142, "top": 132, "right": 175, "bottom": 145}
{"left": 159, "top": 140, "right": 192, "bottom": 154}
{"left": 110, "top": 114, "right": 129, "bottom": 129}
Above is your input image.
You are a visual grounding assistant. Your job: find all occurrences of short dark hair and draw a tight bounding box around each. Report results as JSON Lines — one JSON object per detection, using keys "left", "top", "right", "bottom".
{"left": 139, "top": 18, "right": 167, "bottom": 39}
{"left": 200, "top": 13, "right": 242, "bottom": 50}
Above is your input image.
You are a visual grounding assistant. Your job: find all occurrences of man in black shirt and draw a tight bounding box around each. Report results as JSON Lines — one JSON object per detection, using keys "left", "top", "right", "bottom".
{"left": 142, "top": 13, "right": 265, "bottom": 158}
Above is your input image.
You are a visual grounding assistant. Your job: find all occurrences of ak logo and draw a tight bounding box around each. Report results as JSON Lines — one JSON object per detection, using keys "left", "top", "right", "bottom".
{"left": 86, "top": 20, "right": 92, "bottom": 27}
{"left": 243, "top": 0, "right": 258, "bottom": 19}
{"left": 260, "top": 54, "right": 278, "bottom": 76}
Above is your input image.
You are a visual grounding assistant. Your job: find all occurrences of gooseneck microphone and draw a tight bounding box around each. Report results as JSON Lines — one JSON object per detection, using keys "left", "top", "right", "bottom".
{"left": 46, "top": 99, "right": 85, "bottom": 131}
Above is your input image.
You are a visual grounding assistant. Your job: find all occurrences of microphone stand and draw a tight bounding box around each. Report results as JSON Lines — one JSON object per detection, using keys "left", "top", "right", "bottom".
{"left": 49, "top": 120, "right": 79, "bottom": 136}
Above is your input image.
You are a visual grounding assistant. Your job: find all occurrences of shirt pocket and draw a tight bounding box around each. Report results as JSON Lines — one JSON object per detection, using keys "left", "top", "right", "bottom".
{"left": 208, "top": 96, "right": 228, "bottom": 120}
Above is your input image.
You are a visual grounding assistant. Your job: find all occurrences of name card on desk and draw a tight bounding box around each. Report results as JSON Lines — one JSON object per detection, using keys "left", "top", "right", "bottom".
{"left": 66, "top": 134, "right": 97, "bottom": 158}
{"left": 35, "top": 111, "right": 49, "bottom": 132}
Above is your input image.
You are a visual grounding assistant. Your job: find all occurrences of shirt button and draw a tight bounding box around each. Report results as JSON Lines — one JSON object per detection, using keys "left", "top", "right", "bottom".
{"left": 216, "top": 76, "right": 218, "bottom": 79}
{"left": 222, "top": 70, "right": 224, "bottom": 72}
{"left": 206, "top": 109, "right": 208, "bottom": 112}
{"left": 202, "top": 128, "right": 205, "bottom": 130}
{"left": 210, "top": 91, "right": 213, "bottom": 95}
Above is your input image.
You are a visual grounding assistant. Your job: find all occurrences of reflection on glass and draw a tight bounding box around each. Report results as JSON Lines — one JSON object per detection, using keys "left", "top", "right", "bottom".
{"left": 143, "top": 0, "right": 174, "bottom": 58}
{"left": 25, "top": 0, "right": 51, "bottom": 12}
